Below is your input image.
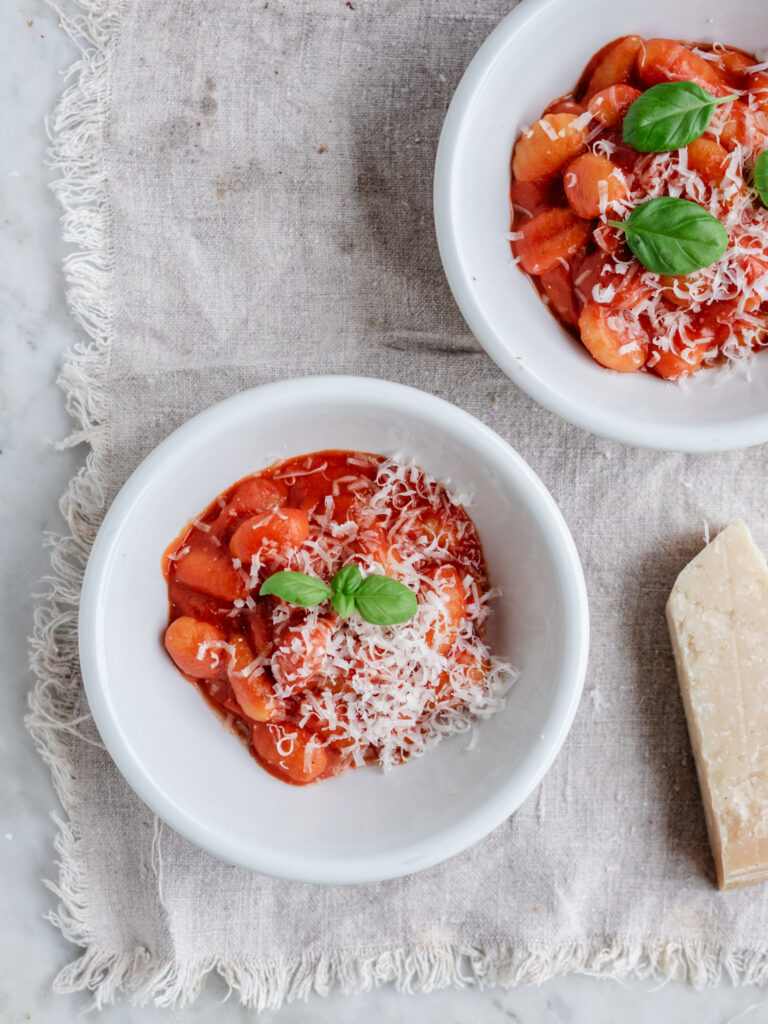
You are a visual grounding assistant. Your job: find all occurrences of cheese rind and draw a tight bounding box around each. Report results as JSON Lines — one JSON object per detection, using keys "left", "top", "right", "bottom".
{"left": 667, "top": 521, "right": 768, "bottom": 890}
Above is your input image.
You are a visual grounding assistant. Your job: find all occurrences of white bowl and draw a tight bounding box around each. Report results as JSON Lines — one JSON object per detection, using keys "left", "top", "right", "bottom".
{"left": 79, "top": 376, "right": 588, "bottom": 883}
{"left": 434, "top": 0, "right": 768, "bottom": 452}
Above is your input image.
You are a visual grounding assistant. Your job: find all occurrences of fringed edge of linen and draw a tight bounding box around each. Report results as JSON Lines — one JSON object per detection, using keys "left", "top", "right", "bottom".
{"left": 25, "top": 0, "right": 124, "bottom": 1004}
{"left": 47, "top": 938, "right": 768, "bottom": 1010}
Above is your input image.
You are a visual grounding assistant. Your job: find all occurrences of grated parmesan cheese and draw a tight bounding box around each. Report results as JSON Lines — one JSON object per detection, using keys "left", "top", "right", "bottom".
{"left": 174, "top": 454, "right": 519, "bottom": 782}
{"left": 587, "top": 107, "right": 768, "bottom": 371}
{"left": 540, "top": 118, "right": 559, "bottom": 141}
{"left": 572, "top": 110, "right": 594, "bottom": 132}
{"left": 261, "top": 458, "right": 516, "bottom": 771}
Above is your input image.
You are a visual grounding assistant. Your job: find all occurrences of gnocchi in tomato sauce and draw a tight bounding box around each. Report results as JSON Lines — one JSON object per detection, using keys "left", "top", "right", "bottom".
{"left": 510, "top": 37, "right": 768, "bottom": 378}
{"left": 163, "top": 451, "right": 516, "bottom": 786}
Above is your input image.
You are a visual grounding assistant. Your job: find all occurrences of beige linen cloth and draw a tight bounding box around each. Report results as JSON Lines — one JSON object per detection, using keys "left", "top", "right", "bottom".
{"left": 30, "top": 0, "right": 768, "bottom": 1009}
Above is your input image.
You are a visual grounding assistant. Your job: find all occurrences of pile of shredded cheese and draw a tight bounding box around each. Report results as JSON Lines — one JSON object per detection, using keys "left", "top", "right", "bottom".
{"left": 240, "top": 456, "right": 518, "bottom": 773}
{"left": 589, "top": 72, "right": 768, "bottom": 369}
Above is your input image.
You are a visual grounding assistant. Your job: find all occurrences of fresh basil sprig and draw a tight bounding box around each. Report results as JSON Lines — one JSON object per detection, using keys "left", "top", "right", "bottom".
{"left": 329, "top": 564, "right": 361, "bottom": 618}
{"left": 623, "top": 82, "right": 736, "bottom": 153}
{"left": 754, "top": 150, "right": 768, "bottom": 208}
{"left": 352, "top": 574, "right": 418, "bottom": 625}
{"left": 260, "top": 571, "right": 330, "bottom": 606}
{"left": 259, "top": 565, "right": 418, "bottom": 626}
{"left": 607, "top": 197, "right": 727, "bottom": 275}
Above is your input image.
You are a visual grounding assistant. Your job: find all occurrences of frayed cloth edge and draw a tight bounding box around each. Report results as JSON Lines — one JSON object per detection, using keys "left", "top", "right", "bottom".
{"left": 50, "top": 938, "right": 768, "bottom": 1010}
{"left": 26, "top": 0, "right": 123, "bottom": 1003}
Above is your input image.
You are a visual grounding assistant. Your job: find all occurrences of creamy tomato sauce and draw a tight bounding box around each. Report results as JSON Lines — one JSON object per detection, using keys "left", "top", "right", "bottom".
{"left": 510, "top": 37, "right": 768, "bottom": 378}
{"left": 163, "top": 451, "right": 515, "bottom": 785}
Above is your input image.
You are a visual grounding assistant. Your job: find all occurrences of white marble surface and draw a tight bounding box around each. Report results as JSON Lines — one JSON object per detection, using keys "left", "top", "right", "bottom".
{"left": 2, "top": 1, "right": 768, "bottom": 1020}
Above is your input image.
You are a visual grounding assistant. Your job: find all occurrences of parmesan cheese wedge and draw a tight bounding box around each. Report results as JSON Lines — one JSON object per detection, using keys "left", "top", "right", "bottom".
{"left": 667, "top": 521, "right": 768, "bottom": 890}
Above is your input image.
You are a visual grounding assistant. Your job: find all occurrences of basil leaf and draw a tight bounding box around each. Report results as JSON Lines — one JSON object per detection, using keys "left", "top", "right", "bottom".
{"left": 260, "top": 571, "right": 330, "bottom": 607}
{"left": 331, "top": 564, "right": 362, "bottom": 596}
{"left": 331, "top": 591, "right": 356, "bottom": 618}
{"left": 354, "top": 575, "right": 418, "bottom": 626}
{"left": 623, "top": 82, "right": 736, "bottom": 153}
{"left": 755, "top": 150, "right": 768, "bottom": 208}
{"left": 607, "top": 197, "right": 727, "bottom": 275}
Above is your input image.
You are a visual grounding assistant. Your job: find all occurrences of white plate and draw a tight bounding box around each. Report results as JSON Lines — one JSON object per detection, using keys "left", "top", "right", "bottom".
{"left": 434, "top": 0, "right": 768, "bottom": 451}
{"left": 79, "top": 376, "right": 589, "bottom": 883}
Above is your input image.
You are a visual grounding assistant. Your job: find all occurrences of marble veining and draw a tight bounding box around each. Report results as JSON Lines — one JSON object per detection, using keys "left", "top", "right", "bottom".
{"left": 1, "top": 0, "right": 767, "bottom": 1019}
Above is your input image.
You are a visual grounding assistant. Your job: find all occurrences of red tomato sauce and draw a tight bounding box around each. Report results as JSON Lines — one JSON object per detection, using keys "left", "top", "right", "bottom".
{"left": 163, "top": 450, "right": 513, "bottom": 786}
{"left": 510, "top": 37, "right": 768, "bottom": 378}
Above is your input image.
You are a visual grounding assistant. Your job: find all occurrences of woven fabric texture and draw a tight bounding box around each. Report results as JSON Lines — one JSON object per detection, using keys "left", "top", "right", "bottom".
{"left": 30, "top": 0, "right": 768, "bottom": 1008}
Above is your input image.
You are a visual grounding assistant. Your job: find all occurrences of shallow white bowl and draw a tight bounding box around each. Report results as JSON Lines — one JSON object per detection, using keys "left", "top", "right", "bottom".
{"left": 434, "top": 0, "right": 768, "bottom": 452}
{"left": 80, "top": 376, "right": 589, "bottom": 883}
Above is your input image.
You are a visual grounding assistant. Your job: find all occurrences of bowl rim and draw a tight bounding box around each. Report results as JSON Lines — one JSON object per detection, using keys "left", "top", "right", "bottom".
{"left": 79, "top": 375, "right": 590, "bottom": 883}
{"left": 433, "top": 0, "right": 768, "bottom": 453}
